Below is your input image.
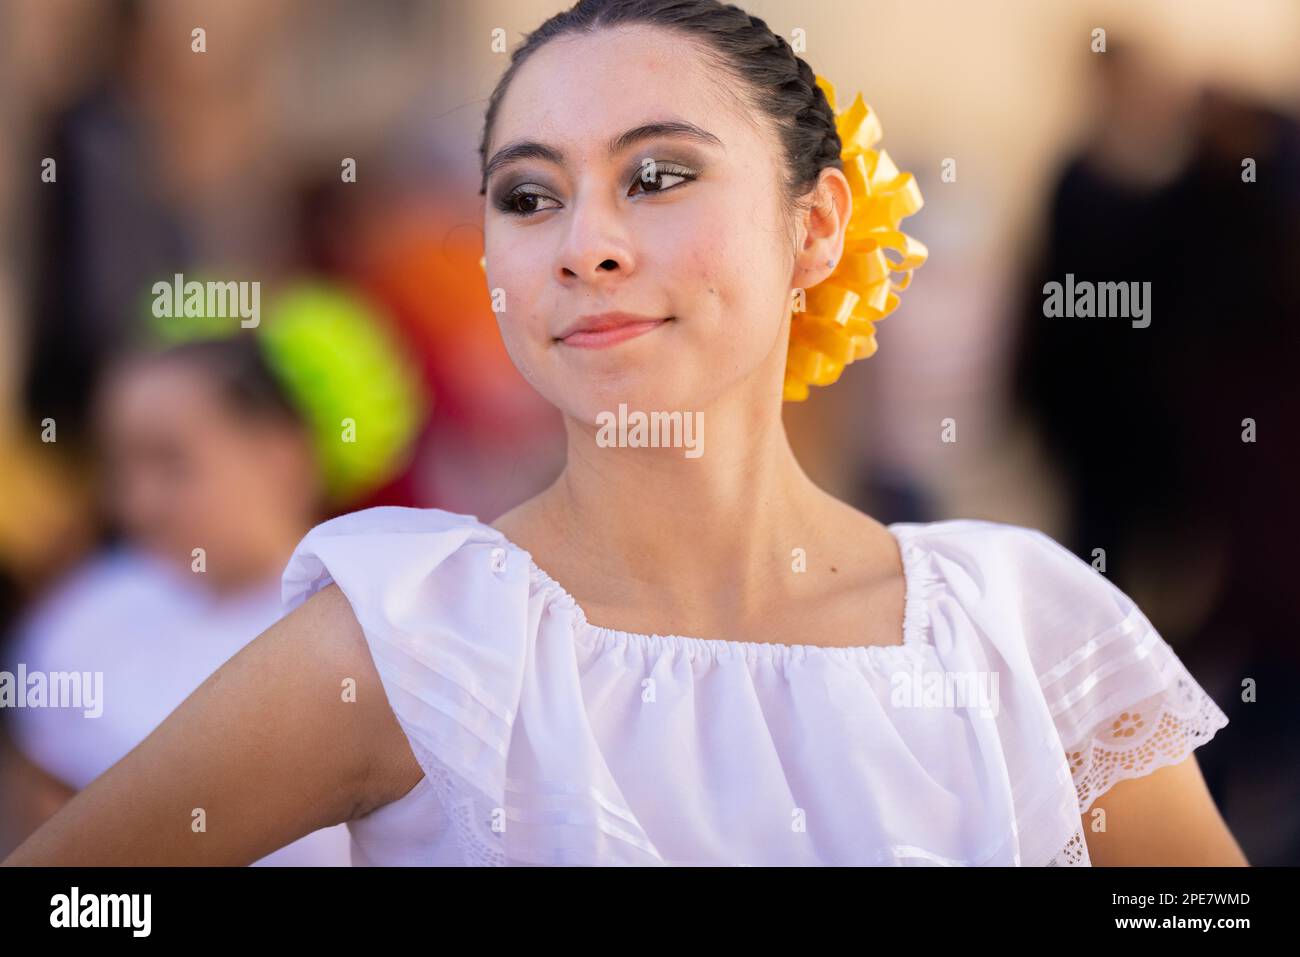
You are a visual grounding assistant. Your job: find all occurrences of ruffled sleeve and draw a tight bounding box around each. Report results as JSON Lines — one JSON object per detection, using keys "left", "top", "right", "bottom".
{"left": 1009, "top": 527, "right": 1231, "bottom": 815}
{"left": 280, "top": 505, "right": 531, "bottom": 865}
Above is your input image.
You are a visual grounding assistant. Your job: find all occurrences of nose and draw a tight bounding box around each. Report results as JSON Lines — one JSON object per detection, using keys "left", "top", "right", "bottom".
{"left": 554, "top": 189, "right": 636, "bottom": 285}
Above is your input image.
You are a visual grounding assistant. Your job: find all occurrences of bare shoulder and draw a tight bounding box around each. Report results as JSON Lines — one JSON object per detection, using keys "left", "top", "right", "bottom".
{"left": 814, "top": 493, "right": 904, "bottom": 576}
{"left": 773, "top": 492, "right": 908, "bottom": 649}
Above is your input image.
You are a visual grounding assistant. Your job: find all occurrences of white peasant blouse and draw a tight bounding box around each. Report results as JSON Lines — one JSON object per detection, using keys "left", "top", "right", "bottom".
{"left": 280, "top": 506, "right": 1230, "bottom": 866}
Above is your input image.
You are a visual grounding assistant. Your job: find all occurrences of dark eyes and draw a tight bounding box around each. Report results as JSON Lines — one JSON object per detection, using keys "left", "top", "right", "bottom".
{"left": 494, "top": 162, "right": 698, "bottom": 217}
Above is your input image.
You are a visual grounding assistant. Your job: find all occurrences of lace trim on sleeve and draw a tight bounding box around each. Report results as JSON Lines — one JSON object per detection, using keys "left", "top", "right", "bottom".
{"left": 1042, "top": 655, "right": 1230, "bottom": 866}
{"left": 1046, "top": 827, "right": 1089, "bottom": 866}
{"left": 1064, "top": 658, "right": 1230, "bottom": 815}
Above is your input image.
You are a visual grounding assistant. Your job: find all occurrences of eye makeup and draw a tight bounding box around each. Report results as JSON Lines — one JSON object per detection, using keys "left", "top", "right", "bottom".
{"left": 491, "top": 154, "right": 704, "bottom": 217}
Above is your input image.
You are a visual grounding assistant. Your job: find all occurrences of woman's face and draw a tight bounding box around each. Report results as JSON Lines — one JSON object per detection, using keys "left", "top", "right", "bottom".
{"left": 482, "top": 25, "right": 799, "bottom": 423}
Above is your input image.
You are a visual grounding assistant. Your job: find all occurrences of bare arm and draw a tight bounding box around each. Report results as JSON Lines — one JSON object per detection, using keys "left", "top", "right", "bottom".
{"left": 1082, "top": 753, "right": 1248, "bottom": 866}
{"left": 0, "top": 728, "right": 77, "bottom": 857}
{"left": 1, "top": 583, "right": 424, "bottom": 866}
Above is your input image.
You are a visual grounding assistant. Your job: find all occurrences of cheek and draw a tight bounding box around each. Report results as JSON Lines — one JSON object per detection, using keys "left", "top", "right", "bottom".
{"left": 484, "top": 234, "right": 548, "bottom": 334}
{"left": 670, "top": 210, "right": 788, "bottom": 349}
{"left": 170, "top": 440, "right": 241, "bottom": 514}
{"left": 491, "top": 296, "right": 541, "bottom": 373}
{"left": 485, "top": 238, "right": 581, "bottom": 395}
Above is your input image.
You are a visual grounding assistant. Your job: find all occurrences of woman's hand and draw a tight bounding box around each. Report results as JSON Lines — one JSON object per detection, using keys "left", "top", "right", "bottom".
{"left": 1, "top": 583, "right": 424, "bottom": 866}
{"left": 1082, "top": 753, "right": 1248, "bottom": 866}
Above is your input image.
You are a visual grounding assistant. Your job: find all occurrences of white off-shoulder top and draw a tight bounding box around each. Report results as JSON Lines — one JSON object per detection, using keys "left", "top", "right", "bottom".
{"left": 281, "top": 506, "right": 1230, "bottom": 866}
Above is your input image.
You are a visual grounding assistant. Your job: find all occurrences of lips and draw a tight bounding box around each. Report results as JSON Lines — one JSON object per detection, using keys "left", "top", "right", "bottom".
{"left": 557, "top": 312, "right": 671, "bottom": 349}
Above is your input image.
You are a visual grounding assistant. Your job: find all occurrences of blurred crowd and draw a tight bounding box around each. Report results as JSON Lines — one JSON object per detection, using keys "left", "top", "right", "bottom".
{"left": 0, "top": 0, "right": 564, "bottom": 862}
{"left": 0, "top": 0, "right": 1296, "bottom": 864}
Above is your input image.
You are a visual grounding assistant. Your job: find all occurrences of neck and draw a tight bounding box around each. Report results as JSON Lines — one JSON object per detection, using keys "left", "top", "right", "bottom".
{"left": 521, "top": 382, "right": 830, "bottom": 621}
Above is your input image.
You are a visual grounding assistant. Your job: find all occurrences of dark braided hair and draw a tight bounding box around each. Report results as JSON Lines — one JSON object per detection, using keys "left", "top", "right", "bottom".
{"left": 478, "top": 0, "right": 843, "bottom": 232}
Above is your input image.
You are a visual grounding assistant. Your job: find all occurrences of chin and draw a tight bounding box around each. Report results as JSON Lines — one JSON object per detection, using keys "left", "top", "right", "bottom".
{"left": 558, "top": 374, "right": 704, "bottom": 427}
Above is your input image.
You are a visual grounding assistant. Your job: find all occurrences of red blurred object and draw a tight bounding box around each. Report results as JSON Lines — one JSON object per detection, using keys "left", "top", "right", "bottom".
{"left": 361, "top": 199, "right": 549, "bottom": 433}
{"left": 332, "top": 195, "right": 559, "bottom": 514}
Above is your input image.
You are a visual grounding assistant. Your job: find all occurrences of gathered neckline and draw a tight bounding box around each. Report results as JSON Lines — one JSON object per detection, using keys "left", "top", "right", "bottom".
{"left": 480, "top": 518, "right": 937, "bottom": 663}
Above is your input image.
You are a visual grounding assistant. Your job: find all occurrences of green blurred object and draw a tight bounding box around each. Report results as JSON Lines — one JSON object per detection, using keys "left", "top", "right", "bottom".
{"left": 258, "top": 283, "right": 428, "bottom": 504}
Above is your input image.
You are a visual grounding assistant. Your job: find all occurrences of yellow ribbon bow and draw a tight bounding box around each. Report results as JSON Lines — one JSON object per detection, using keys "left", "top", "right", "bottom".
{"left": 783, "top": 76, "right": 927, "bottom": 401}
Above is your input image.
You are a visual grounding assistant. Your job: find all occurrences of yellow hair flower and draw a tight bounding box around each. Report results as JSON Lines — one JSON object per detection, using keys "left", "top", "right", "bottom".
{"left": 783, "top": 76, "right": 927, "bottom": 402}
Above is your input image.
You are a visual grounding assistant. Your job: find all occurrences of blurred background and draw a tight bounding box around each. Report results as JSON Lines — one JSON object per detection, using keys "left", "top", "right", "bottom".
{"left": 0, "top": 0, "right": 1296, "bottom": 864}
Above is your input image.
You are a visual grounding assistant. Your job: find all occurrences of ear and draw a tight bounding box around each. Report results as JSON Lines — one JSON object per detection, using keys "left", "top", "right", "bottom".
{"left": 791, "top": 166, "right": 852, "bottom": 290}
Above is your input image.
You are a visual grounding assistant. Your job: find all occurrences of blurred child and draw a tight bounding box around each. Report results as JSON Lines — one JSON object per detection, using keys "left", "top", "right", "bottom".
{"left": 0, "top": 336, "right": 353, "bottom": 864}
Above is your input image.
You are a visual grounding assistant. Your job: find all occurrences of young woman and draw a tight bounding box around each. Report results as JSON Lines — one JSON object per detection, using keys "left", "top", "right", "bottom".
{"left": 3, "top": 0, "right": 1245, "bottom": 867}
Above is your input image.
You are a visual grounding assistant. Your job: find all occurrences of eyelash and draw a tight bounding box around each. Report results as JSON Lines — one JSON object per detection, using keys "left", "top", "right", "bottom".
{"left": 494, "top": 162, "right": 698, "bottom": 217}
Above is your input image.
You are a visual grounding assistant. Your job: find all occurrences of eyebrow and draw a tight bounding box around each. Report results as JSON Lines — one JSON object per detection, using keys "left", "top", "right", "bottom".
{"left": 482, "top": 120, "right": 724, "bottom": 188}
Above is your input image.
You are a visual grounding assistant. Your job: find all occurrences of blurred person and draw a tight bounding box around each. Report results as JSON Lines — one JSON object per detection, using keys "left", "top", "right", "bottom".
{"left": 21, "top": 0, "right": 298, "bottom": 447}
{"left": 0, "top": 335, "right": 352, "bottom": 864}
{"left": 1011, "top": 49, "right": 1300, "bottom": 864}
{"left": 22, "top": 0, "right": 195, "bottom": 448}
{"left": 1010, "top": 41, "right": 1198, "bottom": 579}
{"left": 1147, "top": 86, "right": 1300, "bottom": 865}
{"left": 5, "top": 0, "right": 1246, "bottom": 868}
